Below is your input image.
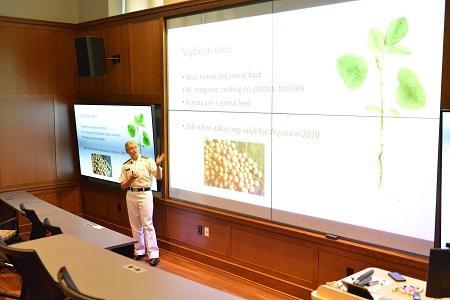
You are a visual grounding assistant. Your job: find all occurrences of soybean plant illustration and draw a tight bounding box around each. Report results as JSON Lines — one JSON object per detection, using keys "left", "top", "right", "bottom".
{"left": 337, "top": 17, "right": 426, "bottom": 187}
{"left": 127, "top": 114, "right": 152, "bottom": 152}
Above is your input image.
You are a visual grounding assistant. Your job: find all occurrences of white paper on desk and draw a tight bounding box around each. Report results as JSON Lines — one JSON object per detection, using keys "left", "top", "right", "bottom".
{"left": 85, "top": 223, "right": 105, "bottom": 230}
{"left": 367, "top": 275, "right": 387, "bottom": 292}
{"left": 367, "top": 276, "right": 395, "bottom": 300}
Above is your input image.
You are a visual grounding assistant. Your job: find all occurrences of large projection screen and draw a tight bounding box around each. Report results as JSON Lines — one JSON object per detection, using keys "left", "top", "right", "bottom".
{"left": 167, "top": 0, "right": 446, "bottom": 255}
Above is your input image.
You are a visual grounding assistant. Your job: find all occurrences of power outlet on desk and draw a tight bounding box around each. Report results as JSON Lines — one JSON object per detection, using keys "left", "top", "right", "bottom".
{"left": 197, "top": 225, "right": 203, "bottom": 235}
{"left": 123, "top": 264, "right": 147, "bottom": 274}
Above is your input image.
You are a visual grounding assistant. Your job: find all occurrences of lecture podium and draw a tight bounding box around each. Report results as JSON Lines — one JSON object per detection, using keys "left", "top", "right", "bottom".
{"left": 311, "top": 267, "right": 450, "bottom": 300}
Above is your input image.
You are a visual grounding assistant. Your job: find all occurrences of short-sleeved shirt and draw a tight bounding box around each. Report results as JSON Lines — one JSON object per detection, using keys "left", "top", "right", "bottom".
{"left": 119, "top": 155, "right": 158, "bottom": 188}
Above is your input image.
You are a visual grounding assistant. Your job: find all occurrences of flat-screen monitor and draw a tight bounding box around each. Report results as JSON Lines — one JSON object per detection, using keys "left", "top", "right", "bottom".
{"left": 167, "top": 0, "right": 445, "bottom": 255}
{"left": 74, "top": 104, "right": 161, "bottom": 191}
{"left": 426, "top": 248, "right": 450, "bottom": 298}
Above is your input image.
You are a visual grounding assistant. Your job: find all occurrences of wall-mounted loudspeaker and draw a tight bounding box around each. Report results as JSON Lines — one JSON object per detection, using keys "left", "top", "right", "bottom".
{"left": 74, "top": 36, "right": 106, "bottom": 77}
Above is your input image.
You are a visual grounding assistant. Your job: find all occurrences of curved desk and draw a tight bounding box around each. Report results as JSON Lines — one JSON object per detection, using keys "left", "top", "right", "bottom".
{"left": 0, "top": 190, "right": 135, "bottom": 250}
{"left": 12, "top": 234, "right": 239, "bottom": 300}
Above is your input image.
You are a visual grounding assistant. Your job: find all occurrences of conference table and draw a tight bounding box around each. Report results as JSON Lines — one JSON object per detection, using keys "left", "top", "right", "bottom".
{"left": 0, "top": 190, "right": 135, "bottom": 251}
{"left": 12, "top": 233, "right": 239, "bottom": 299}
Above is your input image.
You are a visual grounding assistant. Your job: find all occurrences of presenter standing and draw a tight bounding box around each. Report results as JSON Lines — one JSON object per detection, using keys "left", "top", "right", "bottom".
{"left": 119, "top": 140, "right": 166, "bottom": 266}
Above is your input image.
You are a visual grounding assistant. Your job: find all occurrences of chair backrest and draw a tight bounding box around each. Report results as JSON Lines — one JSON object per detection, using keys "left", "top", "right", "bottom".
{"left": 0, "top": 236, "right": 20, "bottom": 299}
{"left": 0, "top": 241, "right": 64, "bottom": 300}
{"left": 19, "top": 203, "right": 47, "bottom": 240}
{"left": 57, "top": 266, "right": 104, "bottom": 300}
{"left": 43, "top": 218, "right": 63, "bottom": 235}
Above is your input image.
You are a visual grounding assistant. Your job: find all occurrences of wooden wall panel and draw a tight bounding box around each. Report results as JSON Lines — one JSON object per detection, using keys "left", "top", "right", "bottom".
{"left": 58, "top": 187, "right": 81, "bottom": 214}
{"left": 54, "top": 30, "right": 78, "bottom": 97}
{"left": 0, "top": 26, "right": 55, "bottom": 94}
{"left": 79, "top": 73, "right": 106, "bottom": 97}
{"left": 104, "top": 24, "right": 131, "bottom": 95}
{"left": 55, "top": 97, "right": 78, "bottom": 181}
{"left": 81, "top": 188, "right": 108, "bottom": 218}
{"left": 154, "top": 200, "right": 167, "bottom": 236}
{"left": 107, "top": 194, "right": 129, "bottom": 226}
{"left": 166, "top": 207, "right": 231, "bottom": 256}
{"left": 33, "top": 191, "right": 58, "bottom": 206}
{"left": 231, "top": 226, "right": 316, "bottom": 286}
{"left": 0, "top": 95, "right": 56, "bottom": 186}
{"left": 129, "top": 19, "right": 163, "bottom": 96}
{"left": 0, "top": 18, "right": 78, "bottom": 192}
{"left": 318, "top": 251, "right": 371, "bottom": 285}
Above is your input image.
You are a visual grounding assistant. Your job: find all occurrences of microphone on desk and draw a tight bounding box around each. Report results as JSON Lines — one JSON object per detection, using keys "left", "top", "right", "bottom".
{"left": 353, "top": 269, "right": 374, "bottom": 285}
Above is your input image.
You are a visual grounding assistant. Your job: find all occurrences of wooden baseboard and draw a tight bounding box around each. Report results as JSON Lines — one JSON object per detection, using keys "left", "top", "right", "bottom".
{"left": 0, "top": 180, "right": 79, "bottom": 194}
{"left": 158, "top": 238, "right": 312, "bottom": 299}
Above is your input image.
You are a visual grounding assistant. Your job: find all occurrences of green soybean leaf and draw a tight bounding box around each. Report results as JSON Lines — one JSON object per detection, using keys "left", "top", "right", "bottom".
{"left": 336, "top": 55, "right": 368, "bottom": 89}
{"left": 142, "top": 131, "right": 151, "bottom": 147}
{"left": 128, "top": 124, "right": 136, "bottom": 137}
{"left": 386, "top": 108, "right": 400, "bottom": 117}
{"left": 134, "top": 114, "right": 144, "bottom": 126}
{"left": 396, "top": 68, "right": 426, "bottom": 110}
{"left": 386, "top": 46, "right": 411, "bottom": 55}
{"left": 368, "top": 28, "right": 385, "bottom": 52}
{"left": 385, "top": 17, "right": 408, "bottom": 47}
{"left": 365, "top": 105, "right": 382, "bottom": 113}
{"left": 398, "top": 67, "right": 420, "bottom": 86}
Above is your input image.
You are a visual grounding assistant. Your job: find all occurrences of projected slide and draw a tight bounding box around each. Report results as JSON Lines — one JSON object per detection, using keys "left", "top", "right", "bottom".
{"left": 167, "top": 0, "right": 445, "bottom": 255}
{"left": 74, "top": 105, "right": 156, "bottom": 188}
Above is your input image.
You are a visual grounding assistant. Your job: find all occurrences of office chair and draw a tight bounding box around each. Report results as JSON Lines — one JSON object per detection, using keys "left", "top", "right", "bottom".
{"left": 0, "top": 219, "right": 19, "bottom": 295}
{"left": 57, "top": 266, "right": 104, "bottom": 300}
{"left": 0, "top": 238, "right": 20, "bottom": 299}
{"left": 0, "top": 238, "right": 64, "bottom": 300}
{"left": 43, "top": 218, "right": 63, "bottom": 235}
{"left": 19, "top": 203, "right": 48, "bottom": 240}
